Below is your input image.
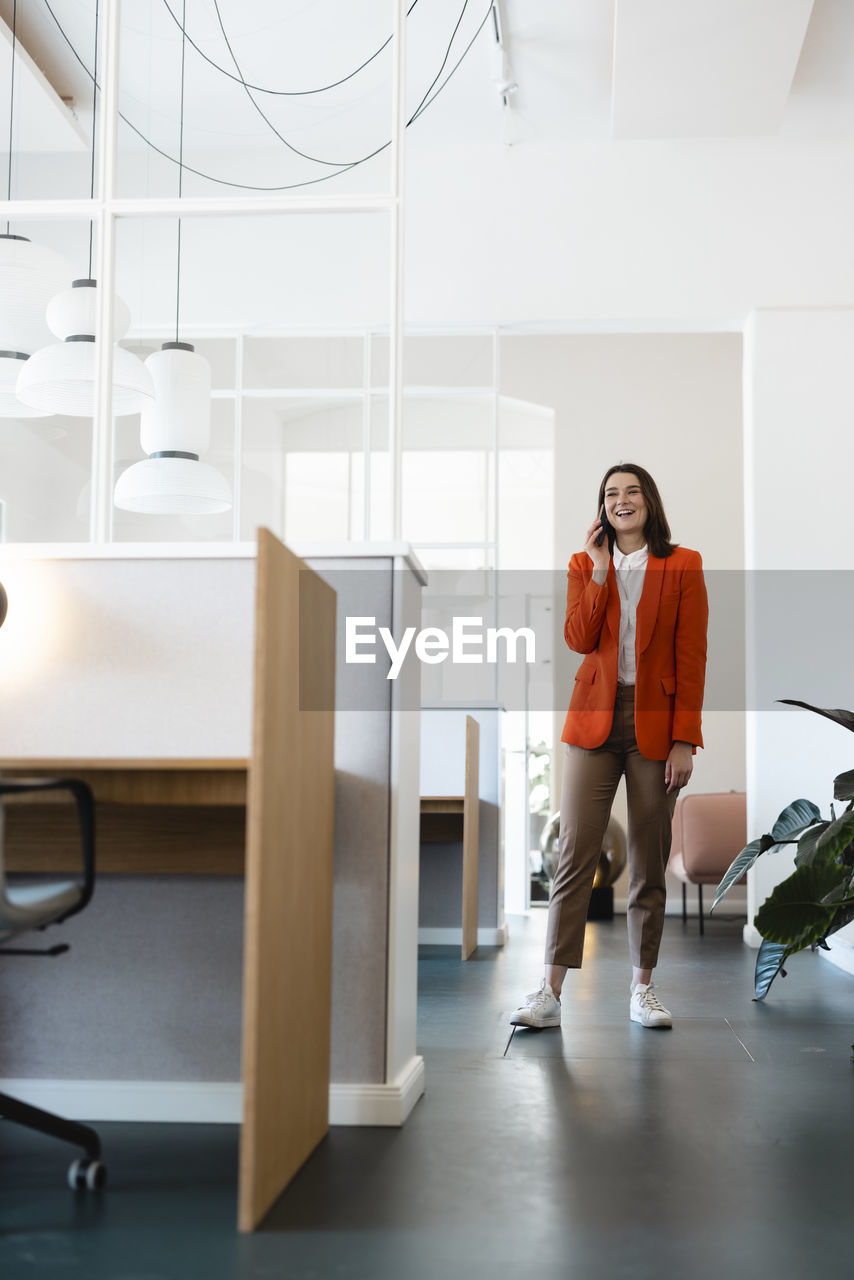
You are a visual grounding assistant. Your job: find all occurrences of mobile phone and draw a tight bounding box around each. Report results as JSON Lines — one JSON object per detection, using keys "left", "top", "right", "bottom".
{"left": 595, "top": 504, "right": 608, "bottom": 547}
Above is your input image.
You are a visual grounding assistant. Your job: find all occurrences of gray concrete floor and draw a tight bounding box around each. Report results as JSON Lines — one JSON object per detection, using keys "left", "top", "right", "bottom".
{"left": 1, "top": 909, "right": 852, "bottom": 1279}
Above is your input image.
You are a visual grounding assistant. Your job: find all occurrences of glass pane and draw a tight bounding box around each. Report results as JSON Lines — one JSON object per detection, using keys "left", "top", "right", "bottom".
{"left": 414, "top": 547, "right": 493, "bottom": 572}
{"left": 498, "top": 399, "right": 555, "bottom": 570}
{"left": 401, "top": 394, "right": 492, "bottom": 544}
{"left": 185, "top": 339, "right": 235, "bottom": 390}
{"left": 404, "top": 335, "right": 494, "bottom": 387}
{"left": 240, "top": 395, "right": 365, "bottom": 543}
{"left": 111, "top": 211, "right": 388, "bottom": 544}
{"left": 0, "top": 413, "right": 91, "bottom": 542}
{"left": 243, "top": 337, "right": 364, "bottom": 390}
{"left": 115, "top": 214, "right": 388, "bottom": 336}
{"left": 373, "top": 335, "right": 494, "bottom": 387}
{"left": 368, "top": 394, "right": 392, "bottom": 541}
{"left": 0, "top": 217, "right": 93, "bottom": 541}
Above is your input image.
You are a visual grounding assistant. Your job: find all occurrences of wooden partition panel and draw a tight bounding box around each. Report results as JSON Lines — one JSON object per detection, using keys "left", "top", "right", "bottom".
{"left": 238, "top": 529, "right": 336, "bottom": 1232}
{"left": 461, "top": 715, "right": 480, "bottom": 961}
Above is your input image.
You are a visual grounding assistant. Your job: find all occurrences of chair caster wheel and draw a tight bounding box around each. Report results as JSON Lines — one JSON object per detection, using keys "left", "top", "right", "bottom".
{"left": 68, "top": 1158, "right": 107, "bottom": 1191}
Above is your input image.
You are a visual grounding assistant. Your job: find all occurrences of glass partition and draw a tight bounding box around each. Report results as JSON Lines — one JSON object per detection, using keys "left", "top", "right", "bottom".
{"left": 0, "top": 217, "right": 97, "bottom": 542}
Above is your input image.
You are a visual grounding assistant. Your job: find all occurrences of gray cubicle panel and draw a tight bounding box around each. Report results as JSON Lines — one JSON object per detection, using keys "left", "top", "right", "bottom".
{"left": 419, "top": 706, "right": 506, "bottom": 948}
{"left": 0, "top": 541, "right": 425, "bottom": 1159}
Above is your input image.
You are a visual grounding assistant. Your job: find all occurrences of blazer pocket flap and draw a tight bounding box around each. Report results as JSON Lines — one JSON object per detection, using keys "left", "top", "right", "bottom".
{"left": 575, "top": 665, "right": 597, "bottom": 685}
{"left": 661, "top": 674, "right": 677, "bottom": 696}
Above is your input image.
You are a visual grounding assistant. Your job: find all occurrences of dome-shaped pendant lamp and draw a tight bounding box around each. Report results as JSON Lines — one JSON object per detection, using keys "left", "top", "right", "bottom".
{"left": 0, "top": 234, "right": 73, "bottom": 418}
{"left": 15, "top": 278, "right": 154, "bottom": 417}
{"left": 113, "top": 342, "right": 231, "bottom": 515}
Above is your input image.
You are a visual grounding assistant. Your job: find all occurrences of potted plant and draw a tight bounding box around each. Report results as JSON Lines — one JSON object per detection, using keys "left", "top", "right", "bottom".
{"left": 712, "top": 700, "right": 854, "bottom": 1001}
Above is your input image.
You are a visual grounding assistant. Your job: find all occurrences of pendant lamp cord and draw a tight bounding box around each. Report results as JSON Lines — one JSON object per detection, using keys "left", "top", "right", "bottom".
{"left": 175, "top": 0, "right": 187, "bottom": 343}
{"left": 6, "top": 0, "right": 18, "bottom": 234}
{"left": 87, "top": 0, "right": 100, "bottom": 278}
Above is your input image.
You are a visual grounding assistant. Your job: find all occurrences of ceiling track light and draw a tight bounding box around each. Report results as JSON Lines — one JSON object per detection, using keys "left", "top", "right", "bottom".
{"left": 490, "top": 0, "right": 518, "bottom": 108}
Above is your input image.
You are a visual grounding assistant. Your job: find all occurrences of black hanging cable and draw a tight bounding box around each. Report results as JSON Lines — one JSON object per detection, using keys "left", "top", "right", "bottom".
{"left": 161, "top": 0, "right": 421, "bottom": 98}
{"left": 38, "top": 0, "right": 494, "bottom": 194}
{"left": 409, "top": 0, "right": 495, "bottom": 125}
{"left": 211, "top": 0, "right": 352, "bottom": 168}
{"left": 174, "top": 0, "right": 186, "bottom": 344}
{"left": 87, "top": 0, "right": 99, "bottom": 278}
{"left": 407, "top": 0, "right": 471, "bottom": 124}
{"left": 5, "top": 0, "right": 18, "bottom": 234}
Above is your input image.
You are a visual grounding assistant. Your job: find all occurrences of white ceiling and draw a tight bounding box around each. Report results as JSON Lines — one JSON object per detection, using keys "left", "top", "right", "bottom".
{"left": 1, "top": 0, "right": 854, "bottom": 182}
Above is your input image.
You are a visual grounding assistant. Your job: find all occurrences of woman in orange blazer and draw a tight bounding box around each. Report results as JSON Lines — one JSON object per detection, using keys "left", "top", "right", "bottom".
{"left": 511, "top": 463, "right": 708, "bottom": 1032}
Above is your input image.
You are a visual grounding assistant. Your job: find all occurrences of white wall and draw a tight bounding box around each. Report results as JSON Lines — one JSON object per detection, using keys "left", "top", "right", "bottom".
{"left": 406, "top": 139, "right": 854, "bottom": 328}
{"left": 743, "top": 307, "right": 854, "bottom": 960}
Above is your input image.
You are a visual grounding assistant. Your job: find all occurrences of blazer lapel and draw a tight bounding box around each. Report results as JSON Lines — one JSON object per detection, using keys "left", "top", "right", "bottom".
{"left": 636, "top": 553, "right": 665, "bottom": 654}
{"left": 605, "top": 559, "right": 619, "bottom": 642}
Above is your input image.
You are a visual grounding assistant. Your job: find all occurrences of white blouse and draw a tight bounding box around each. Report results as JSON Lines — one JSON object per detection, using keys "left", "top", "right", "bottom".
{"left": 612, "top": 542, "right": 649, "bottom": 684}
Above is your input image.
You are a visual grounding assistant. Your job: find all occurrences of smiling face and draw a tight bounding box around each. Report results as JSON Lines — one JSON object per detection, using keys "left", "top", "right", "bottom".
{"left": 603, "top": 472, "right": 648, "bottom": 540}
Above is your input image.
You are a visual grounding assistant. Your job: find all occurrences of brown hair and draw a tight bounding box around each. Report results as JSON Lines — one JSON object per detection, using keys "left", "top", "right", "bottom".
{"left": 597, "top": 463, "right": 678, "bottom": 559}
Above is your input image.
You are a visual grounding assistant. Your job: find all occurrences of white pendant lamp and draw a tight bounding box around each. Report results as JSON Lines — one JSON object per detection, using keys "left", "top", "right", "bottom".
{"left": 15, "top": 278, "right": 154, "bottom": 417}
{"left": 113, "top": 342, "right": 231, "bottom": 515}
{"left": 0, "top": 234, "right": 73, "bottom": 418}
{"left": 114, "top": 2, "right": 230, "bottom": 519}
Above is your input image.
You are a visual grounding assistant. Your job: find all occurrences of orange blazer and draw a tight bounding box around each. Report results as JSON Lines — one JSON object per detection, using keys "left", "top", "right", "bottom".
{"left": 560, "top": 546, "right": 708, "bottom": 761}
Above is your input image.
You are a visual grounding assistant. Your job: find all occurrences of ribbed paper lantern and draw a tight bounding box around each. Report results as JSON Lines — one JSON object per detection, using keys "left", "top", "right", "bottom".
{"left": 16, "top": 279, "right": 154, "bottom": 417}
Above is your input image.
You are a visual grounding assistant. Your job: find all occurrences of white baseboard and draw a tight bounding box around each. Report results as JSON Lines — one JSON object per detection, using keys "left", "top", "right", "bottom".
{"left": 329, "top": 1055, "right": 425, "bottom": 1127}
{"left": 1, "top": 1057, "right": 427, "bottom": 1128}
{"left": 418, "top": 924, "right": 507, "bottom": 947}
{"left": 0, "top": 1079, "right": 243, "bottom": 1124}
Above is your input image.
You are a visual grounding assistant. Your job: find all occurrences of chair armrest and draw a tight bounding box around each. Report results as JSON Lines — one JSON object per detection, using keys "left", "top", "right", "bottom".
{"left": 0, "top": 777, "right": 96, "bottom": 923}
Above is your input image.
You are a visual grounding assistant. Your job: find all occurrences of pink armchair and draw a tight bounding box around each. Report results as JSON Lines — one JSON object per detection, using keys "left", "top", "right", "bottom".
{"left": 669, "top": 792, "right": 747, "bottom": 935}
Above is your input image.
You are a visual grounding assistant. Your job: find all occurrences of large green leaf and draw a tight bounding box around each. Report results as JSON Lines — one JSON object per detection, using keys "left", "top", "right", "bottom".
{"left": 833, "top": 769, "right": 854, "bottom": 802}
{"left": 795, "top": 821, "right": 831, "bottom": 867}
{"left": 755, "top": 863, "right": 842, "bottom": 946}
{"left": 711, "top": 837, "right": 766, "bottom": 912}
{"left": 777, "top": 700, "right": 854, "bottom": 733}
{"left": 771, "top": 799, "right": 822, "bottom": 841}
{"left": 754, "top": 939, "right": 791, "bottom": 1001}
{"left": 813, "top": 809, "right": 854, "bottom": 863}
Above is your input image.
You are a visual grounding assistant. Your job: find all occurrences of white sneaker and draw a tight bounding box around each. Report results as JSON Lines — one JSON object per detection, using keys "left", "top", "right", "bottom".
{"left": 510, "top": 979, "right": 561, "bottom": 1028}
{"left": 630, "top": 983, "right": 672, "bottom": 1029}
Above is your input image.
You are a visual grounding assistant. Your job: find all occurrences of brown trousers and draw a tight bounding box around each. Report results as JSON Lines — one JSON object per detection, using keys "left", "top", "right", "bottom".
{"left": 545, "top": 684, "right": 678, "bottom": 970}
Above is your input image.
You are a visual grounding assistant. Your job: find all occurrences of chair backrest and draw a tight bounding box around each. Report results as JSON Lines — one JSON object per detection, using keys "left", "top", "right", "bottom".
{"left": 0, "top": 777, "right": 96, "bottom": 943}
{"left": 672, "top": 791, "right": 747, "bottom": 880}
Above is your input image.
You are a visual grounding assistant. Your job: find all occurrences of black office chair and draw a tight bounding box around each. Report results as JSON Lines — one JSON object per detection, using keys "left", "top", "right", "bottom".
{"left": 0, "top": 776, "right": 106, "bottom": 1190}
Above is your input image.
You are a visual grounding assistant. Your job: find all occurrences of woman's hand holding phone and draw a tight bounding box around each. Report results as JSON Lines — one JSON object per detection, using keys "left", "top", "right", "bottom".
{"left": 583, "top": 506, "right": 611, "bottom": 575}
